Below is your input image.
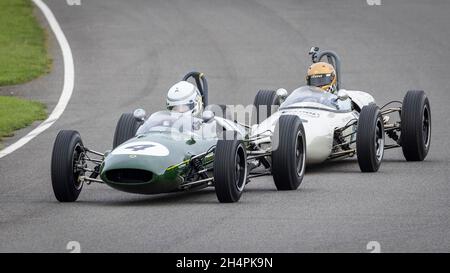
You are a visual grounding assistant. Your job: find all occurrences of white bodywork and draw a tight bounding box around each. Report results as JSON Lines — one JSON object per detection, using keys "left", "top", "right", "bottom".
{"left": 251, "top": 86, "right": 375, "bottom": 164}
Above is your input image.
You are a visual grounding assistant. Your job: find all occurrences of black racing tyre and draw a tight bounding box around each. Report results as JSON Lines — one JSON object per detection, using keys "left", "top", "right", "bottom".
{"left": 400, "top": 90, "right": 431, "bottom": 161}
{"left": 213, "top": 139, "right": 247, "bottom": 203}
{"left": 271, "top": 115, "right": 306, "bottom": 190}
{"left": 253, "top": 90, "right": 280, "bottom": 124}
{"left": 356, "top": 103, "right": 384, "bottom": 172}
{"left": 113, "top": 113, "right": 143, "bottom": 148}
{"left": 51, "top": 130, "right": 85, "bottom": 202}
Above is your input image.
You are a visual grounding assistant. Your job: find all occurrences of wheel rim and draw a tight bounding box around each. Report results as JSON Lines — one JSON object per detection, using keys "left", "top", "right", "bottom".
{"left": 234, "top": 145, "right": 247, "bottom": 192}
{"left": 375, "top": 118, "right": 384, "bottom": 162}
{"left": 72, "top": 144, "right": 84, "bottom": 190}
{"left": 422, "top": 104, "right": 431, "bottom": 148}
{"left": 295, "top": 130, "right": 305, "bottom": 176}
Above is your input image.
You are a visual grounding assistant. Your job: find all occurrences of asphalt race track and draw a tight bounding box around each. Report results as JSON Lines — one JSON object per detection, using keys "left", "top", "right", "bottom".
{"left": 0, "top": 0, "right": 449, "bottom": 252}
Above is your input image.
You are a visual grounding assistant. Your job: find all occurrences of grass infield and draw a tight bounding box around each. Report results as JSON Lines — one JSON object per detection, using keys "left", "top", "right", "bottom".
{"left": 0, "top": 0, "right": 51, "bottom": 148}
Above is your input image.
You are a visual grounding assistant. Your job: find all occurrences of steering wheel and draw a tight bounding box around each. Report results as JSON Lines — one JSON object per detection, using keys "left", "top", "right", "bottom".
{"left": 182, "top": 71, "right": 208, "bottom": 106}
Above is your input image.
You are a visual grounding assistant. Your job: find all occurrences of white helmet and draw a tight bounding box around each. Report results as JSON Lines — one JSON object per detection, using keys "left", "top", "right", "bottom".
{"left": 166, "top": 81, "right": 203, "bottom": 116}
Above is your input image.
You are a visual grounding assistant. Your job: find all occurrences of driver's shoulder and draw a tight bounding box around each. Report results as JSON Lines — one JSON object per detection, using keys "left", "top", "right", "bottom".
{"left": 149, "top": 110, "right": 172, "bottom": 118}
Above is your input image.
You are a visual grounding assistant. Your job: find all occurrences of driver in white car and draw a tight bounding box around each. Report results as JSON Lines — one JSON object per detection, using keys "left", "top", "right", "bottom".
{"left": 306, "top": 62, "right": 352, "bottom": 111}
{"left": 306, "top": 62, "right": 337, "bottom": 94}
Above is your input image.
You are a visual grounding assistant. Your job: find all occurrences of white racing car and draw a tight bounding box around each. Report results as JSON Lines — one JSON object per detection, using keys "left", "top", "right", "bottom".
{"left": 249, "top": 47, "right": 431, "bottom": 173}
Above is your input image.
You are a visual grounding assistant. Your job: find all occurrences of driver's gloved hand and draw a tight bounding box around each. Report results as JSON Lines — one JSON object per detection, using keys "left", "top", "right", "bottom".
{"left": 192, "top": 120, "right": 202, "bottom": 131}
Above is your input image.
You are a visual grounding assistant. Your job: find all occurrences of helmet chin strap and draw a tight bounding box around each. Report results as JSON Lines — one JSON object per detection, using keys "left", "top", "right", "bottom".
{"left": 326, "top": 84, "right": 337, "bottom": 94}
{"left": 191, "top": 97, "right": 203, "bottom": 117}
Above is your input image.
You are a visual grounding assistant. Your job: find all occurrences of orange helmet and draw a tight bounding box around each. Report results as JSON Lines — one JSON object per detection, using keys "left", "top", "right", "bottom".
{"left": 306, "top": 62, "right": 337, "bottom": 93}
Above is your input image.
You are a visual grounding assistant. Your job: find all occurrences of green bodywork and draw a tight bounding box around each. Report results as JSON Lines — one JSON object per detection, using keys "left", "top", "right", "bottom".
{"left": 100, "top": 132, "right": 217, "bottom": 194}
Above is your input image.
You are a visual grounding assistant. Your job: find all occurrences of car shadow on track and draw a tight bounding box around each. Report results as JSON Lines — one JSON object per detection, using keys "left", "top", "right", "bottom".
{"left": 75, "top": 189, "right": 218, "bottom": 206}
{"left": 380, "top": 158, "right": 439, "bottom": 163}
{"left": 306, "top": 159, "right": 361, "bottom": 174}
{"left": 69, "top": 184, "right": 322, "bottom": 207}
{"left": 305, "top": 157, "right": 440, "bottom": 175}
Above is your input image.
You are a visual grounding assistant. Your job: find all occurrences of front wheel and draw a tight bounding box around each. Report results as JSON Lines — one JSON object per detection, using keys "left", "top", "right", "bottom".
{"left": 401, "top": 90, "right": 431, "bottom": 161}
{"left": 356, "top": 104, "right": 384, "bottom": 172}
{"left": 253, "top": 90, "right": 280, "bottom": 124}
{"left": 112, "top": 113, "right": 143, "bottom": 149}
{"left": 271, "top": 115, "right": 306, "bottom": 190}
{"left": 51, "top": 130, "right": 85, "bottom": 202}
{"left": 213, "top": 139, "right": 248, "bottom": 203}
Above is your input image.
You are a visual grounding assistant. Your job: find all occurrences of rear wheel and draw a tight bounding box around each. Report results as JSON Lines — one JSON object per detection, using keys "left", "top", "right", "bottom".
{"left": 356, "top": 103, "right": 384, "bottom": 172}
{"left": 214, "top": 140, "right": 247, "bottom": 203}
{"left": 271, "top": 115, "right": 306, "bottom": 190}
{"left": 113, "top": 113, "right": 143, "bottom": 148}
{"left": 401, "top": 90, "right": 431, "bottom": 161}
{"left": 253, "top": 90, "right": 280, "bottom": 124}
{"left": 51, "top": 130, "right": 85, "bottom": 202}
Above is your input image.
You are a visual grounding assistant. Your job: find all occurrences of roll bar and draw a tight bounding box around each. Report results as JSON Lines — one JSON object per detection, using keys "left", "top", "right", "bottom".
{"left": 182, "top": 71, "right": 208, "bottom": 106}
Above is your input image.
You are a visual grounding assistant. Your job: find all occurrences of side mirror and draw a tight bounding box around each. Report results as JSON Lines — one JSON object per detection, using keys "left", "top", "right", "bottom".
{"left": 202, "top": 110, "right": 215, "bottom": 123}
{"left": 133, "top": 108, "right": 146, "bottom": 121}
{"left": 276, "top": 88, "right": 288, "bottom": 100}
{"left": 336, "top": 90, "right": 349, "bottom": 101}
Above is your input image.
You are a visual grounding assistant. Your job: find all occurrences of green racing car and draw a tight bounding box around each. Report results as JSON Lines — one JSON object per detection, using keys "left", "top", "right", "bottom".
{"left": 51, "top": 72, "right": 307, "bottom": 203}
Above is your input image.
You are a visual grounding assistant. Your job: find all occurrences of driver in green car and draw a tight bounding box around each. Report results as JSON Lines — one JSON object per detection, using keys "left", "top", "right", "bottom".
{"left": 166, "top": 81, "right": 204, "bottom": 117}
{"left": 136, "top": 81, "right": 206, "bottom": 135}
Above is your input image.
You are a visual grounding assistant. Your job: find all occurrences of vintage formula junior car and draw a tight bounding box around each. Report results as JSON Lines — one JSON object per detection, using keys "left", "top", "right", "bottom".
{"left": 51, "top": 72, "right": 307, "bottom": 203}
{"left": 250, "top": 47, "right": 431, "bottom": 172}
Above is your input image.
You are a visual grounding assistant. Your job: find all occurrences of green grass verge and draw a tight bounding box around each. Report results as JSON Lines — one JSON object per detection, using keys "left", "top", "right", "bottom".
{"left": 0, "top": 0, "right": 51, "bottom": 85}
{"left": 0, "top": 96, "right": 47, "bottom": 147}
{"left": 0, "top": 0, "right": 51, "bottom": 148}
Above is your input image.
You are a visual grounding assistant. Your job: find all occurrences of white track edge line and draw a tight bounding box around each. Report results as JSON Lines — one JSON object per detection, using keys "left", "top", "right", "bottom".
{"left": 0, "top": 0, "right": 74, "bottom": 159}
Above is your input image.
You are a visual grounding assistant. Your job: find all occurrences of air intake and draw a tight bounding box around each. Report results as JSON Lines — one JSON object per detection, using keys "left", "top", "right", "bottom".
{"left": 105, "top": 169, "right": 153, "bottom": 183}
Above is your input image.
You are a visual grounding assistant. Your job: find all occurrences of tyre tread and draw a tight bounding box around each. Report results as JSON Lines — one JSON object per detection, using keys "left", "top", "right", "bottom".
{"left": 253, "top": 90, "right": 279, "bottom": 124}
{"left": 272, "top": 115, "right": 305, "bottom": 190}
